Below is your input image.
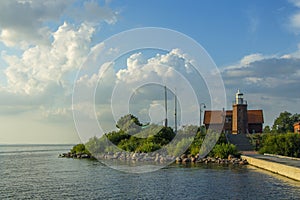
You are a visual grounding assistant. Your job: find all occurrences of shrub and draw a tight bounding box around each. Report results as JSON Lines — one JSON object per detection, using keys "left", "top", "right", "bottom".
{"left": 106, "top": 131, "right": 130, "bottom": 145}
{"left": 135, "top": 141, "right": 161, "bottom": 153}
{"left": 211, "top": 143, "right": 239, "bottom": 159}
{"left": 167, "top": 137, "right": 194, "bottom": 156}
{"left": 117, "top": 137, "right": 143, "bottom": 152}
{"left": 71, "top": 144, "right": 90, "bottom": 155}
{"left": 259, "top": 133, "right": 300, "bottom": 157}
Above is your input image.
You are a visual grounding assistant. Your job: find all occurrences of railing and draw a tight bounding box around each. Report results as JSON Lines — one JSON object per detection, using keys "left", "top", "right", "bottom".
{"left": 232, "top": 100, "right": 247, "bottom": 105}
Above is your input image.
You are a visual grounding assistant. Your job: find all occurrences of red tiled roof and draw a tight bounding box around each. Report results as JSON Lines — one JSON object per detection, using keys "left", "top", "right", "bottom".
{"left": 248, "top": 110, "right": 264, "bottom": 124}
{"left": 203, "top": 110, "right": 232, "bottom": 124}
{"left": 203, "top": 110, "right": 264, "bottom": 124}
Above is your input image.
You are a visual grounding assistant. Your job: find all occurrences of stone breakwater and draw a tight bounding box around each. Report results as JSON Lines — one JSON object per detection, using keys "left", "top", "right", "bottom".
{"left": 96, "top": 152, "right": 176, "bottom": 163}
{"left": 59, "top": 151, "right": 248, "bottom": 165}
{"left": 59, "top": 152, "right": 92, "bottom": 159}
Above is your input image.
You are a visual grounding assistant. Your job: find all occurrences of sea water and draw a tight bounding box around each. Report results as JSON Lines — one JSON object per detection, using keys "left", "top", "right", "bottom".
{"left": 0, "top": 145, "right": 299, "bottom": 199}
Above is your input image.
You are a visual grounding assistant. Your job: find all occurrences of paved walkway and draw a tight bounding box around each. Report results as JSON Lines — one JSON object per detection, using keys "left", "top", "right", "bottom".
{"left": 241, "top": 153, "right": 300, "bottom": 181}
{"left": 243, "top": 152, "right": 300, "bottom": 168}
{"left": 245, "top": 154, "right": 300, "bottom": 168}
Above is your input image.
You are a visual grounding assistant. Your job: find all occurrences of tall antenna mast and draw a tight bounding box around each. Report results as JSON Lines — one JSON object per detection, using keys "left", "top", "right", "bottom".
{"left": 164, "top": 85, "right": 168, "bottom": 127}
{"left": 174, "top": 89, "right": 177, "bottom": 134}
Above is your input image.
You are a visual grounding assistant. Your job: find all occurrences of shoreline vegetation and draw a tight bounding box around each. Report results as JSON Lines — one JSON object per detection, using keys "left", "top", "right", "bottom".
{"left": 60, "top": 114, "right": 247, "bottom": 165}
{"left": 60, "top": 112, "right": 300, "bottom": 165}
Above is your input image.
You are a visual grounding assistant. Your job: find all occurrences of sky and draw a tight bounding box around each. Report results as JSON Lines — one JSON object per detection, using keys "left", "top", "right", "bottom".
{"left": 0, "top": 0, "right": 300, "bottom": 144}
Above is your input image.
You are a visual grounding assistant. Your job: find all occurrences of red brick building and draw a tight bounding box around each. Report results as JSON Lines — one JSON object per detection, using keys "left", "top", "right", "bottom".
{"left": 203, "top": 90, "right": 264, "bottom": 134}
{"left": 294, "top": 122, "right": 300, "bottom": 133}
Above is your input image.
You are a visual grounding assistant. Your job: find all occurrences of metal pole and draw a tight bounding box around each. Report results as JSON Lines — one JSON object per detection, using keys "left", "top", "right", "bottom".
{"left": 200, "top": 108, "right": 202, "bottom": 127}
{"left": 174, "top": 90, "right": 177, "bottom": 134}
{"left": 200, "top": 103, "right": 206, "bottom": 127}
{"left": 164, "top": 86, "right": 168, "bottom": 127}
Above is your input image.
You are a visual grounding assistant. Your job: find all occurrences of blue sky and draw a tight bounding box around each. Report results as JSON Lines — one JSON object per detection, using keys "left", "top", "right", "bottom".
{"left": 108, "top": 0, "right": 299, "bottom": 65}
{"left": 0, "top": 0, "right": 300, "bottom": 143}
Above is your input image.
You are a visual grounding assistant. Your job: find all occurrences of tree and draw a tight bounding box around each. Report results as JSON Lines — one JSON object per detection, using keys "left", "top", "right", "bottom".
{"left": 259, "top": 133, "right": 300, "bottom": 157}
{"left": 272, "top": 111, "right": 297, "bottom": 133}
{"left": 85, "top": 136, "right": 104, "bottom": 154}
{"left": 71, "top": 144, "right": 90, "bottom": 155}
{"left": 263, "top": 125, "right": 271, "bottom": 133}
{"left": 116, "top": 114, "right": 142, "bottom": 135}
{"left": 106, "top": 130, "right": 130, "bottom": 145}
{"left": 291, "top": 113, "right": 300, "bottom": 125}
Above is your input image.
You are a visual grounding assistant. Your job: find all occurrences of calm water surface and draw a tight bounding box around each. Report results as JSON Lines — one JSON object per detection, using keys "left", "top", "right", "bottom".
{"left": 0, "top": 145, "right": 299, "bottom": 199}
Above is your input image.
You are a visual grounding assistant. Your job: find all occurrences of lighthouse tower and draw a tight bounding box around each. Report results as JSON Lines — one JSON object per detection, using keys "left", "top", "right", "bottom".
{"left": 232, "top": 90, "right": 248, "bottom": 134}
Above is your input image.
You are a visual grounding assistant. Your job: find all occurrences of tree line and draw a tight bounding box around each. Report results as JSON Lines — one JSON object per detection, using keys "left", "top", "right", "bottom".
{"left": 256, "top": 111, "right": 300, "bottom": 158}
{"left": 263, "top": 111, "right": 300, "bottom": 133}
{"left": 71, "top": 114, "right": 239, "bottom": 159}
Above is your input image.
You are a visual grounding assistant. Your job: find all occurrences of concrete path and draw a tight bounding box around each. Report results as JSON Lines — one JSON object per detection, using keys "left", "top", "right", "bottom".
{"left": 241, "top": 153, "right": 300, "bottom": 181}
{"left": 247, "top": 154, "right": 300, "bottom": 168}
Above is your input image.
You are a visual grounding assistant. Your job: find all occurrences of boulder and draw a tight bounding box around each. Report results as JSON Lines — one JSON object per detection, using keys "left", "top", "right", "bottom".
{"left": 228, "top": 154, "right": 235, "bottom": 160}
{"left": 154, "top": 156, "right": 160, "bottom": 162}
{"left": 175, "top": 157, "right": 182, "bottom": 163}
{"left": 191, "top": 157, "right": 196, "bottom": 162}
{"left": 180, "top": 154, "right": 187, "bottom": 159}
{"left": 182, "top": 158, "right": 191, "bottom": 163}
{"left": 160, "top": 157, "right": 166, "bottom": 163}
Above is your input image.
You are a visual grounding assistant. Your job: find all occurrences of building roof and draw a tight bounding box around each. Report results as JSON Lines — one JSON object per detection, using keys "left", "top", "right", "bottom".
{"left": 248, "top": 110, "right": 264, "bottom": 124}
{"left": 203, "top": 110, "right": 232, "bottom": 124}
{"left": 203, "top": 110, "right": 264, "bottom": 124}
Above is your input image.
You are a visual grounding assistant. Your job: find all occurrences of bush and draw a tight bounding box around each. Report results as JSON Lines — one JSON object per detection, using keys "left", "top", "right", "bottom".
{"left": 85, "top": 136, "right": 105, "bottom": 154}
{"left": 71, "top": 144, "right": 90, "bottom": 155}
{"left": 211, "top": 143, "right": 239, "bottom": 159}
{"left": 259, "top": 133, "right": 300, "bottom": 157}
{"left": 188, "top": 132, "right": 204, "bottom": 156}
{"left": 153, "top": 127, "right": 176, "bottom": 145}
{"left": 135, "top": 141, "right": 161, "bottom": 153}
{"left": 167, "top": 137, "right": 194, "bottom": 156}
{"left": 106, "top": 131, "right": 130, "bottom": 145}
{"left": 117, "top": 137, "right": 142, "bottom": 152}
{"left": 76, "top": 115, "right": 217, "bottom": 155}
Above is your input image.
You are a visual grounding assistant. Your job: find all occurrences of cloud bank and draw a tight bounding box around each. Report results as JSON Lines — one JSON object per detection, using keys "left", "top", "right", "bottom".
{"left": 0, "top": 0, "right": 118, "bottom": 143}
{"left": 222, "top": 48, "right": 300, "bottom": 125}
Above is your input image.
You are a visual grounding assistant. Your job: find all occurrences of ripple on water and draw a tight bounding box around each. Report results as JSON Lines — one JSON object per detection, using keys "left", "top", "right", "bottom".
{"left": 0, "top": 145, "right": 300, "bottom": 199}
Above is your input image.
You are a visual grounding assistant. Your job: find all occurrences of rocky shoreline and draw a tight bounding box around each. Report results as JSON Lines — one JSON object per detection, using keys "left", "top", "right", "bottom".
{"left": 59, "top": 152, "right": 248, "bottom": 165}
{"left": 59, "top": 152, "right": 92, "bottom": 159}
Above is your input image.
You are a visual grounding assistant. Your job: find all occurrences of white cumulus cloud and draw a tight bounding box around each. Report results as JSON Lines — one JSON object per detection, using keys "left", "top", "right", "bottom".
{"left": 289, "top": 0, "right": 300, "bottom": 33}
{"left": 75, "top": 48, "right": 206, "bottom": 134}
{"left": 222, "top": 48, "right": 300, "bottom": 125}
{"left": 3, "top": 22, "right": 94, "bottom": 95}
{"left": 0, "top": 0, "right": 118, "bottom": 47}
{"left": 0, "top": 0, "right": 69, "bottom": 47}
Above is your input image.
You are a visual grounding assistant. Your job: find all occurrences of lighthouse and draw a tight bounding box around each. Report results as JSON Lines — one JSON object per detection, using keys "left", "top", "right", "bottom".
{"left": 203, "top": 90, "right": 264, "bottom": 134}
{"left": 232, "top": 89, "right": 248, "bottom": 134}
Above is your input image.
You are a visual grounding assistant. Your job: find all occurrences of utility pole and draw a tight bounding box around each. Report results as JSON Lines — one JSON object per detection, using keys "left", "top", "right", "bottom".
{"left": 199, "top": 103, "right": 206, "bottom": 127}
{"left": 164, "top": 86, "right": 168, "bottom": 127}
{"left": 174, "top": 90, "right": 177, "bottom": 134}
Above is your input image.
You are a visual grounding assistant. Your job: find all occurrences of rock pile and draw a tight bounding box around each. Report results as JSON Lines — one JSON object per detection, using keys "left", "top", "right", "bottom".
{"left": 60, "top": 151, "right": 248, "bottom": 165}
{"left": 175, "top": 154, "right": 248, "bottom": 165}
{"left": 95, "top": 152, "right": 176, "bottom": 163}
{"left": 59, "top": 152, "right": 92, "bottom": 159}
